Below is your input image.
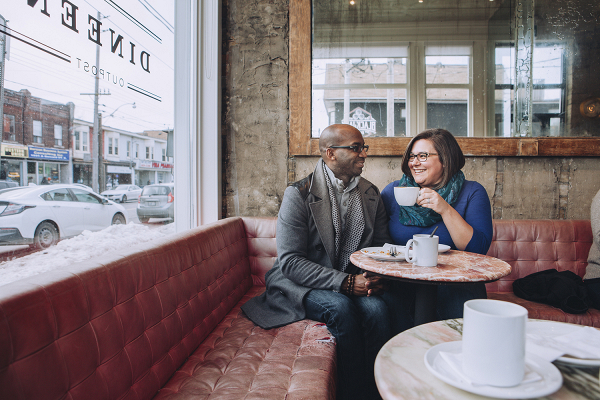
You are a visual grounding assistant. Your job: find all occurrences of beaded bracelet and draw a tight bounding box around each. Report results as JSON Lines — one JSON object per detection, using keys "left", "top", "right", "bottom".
{"left": 346, "top": 274, "right": 355, "bottom": 295}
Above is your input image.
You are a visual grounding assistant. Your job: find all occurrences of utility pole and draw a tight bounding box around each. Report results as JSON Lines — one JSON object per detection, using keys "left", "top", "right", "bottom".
{"left": 80, "top": 11, "right": 109, "bottom": 192}
{"left": 91, "top": 10, "right": 101, "bottom": 193}
{"left": 0, "top": 14, "right": 7, "bottom": 172}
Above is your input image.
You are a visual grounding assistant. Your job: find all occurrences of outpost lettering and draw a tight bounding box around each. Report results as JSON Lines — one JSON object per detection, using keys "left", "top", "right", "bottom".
{"left": 27, "top": 0, "right": 151, "bottom": 73}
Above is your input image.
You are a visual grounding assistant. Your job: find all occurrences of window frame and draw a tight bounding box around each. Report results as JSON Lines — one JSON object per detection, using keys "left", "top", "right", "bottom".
{"left": 289, "top": 0, "right": 600, "bottom": 157}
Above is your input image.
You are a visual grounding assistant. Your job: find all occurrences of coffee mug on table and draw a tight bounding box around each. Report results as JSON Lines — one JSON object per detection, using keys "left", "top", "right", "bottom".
{"left": 462, "top": 299, "right": 528, "bottom": 387}
{"left": 394, "top": 186, "right": 420, "bottom": 206}
{"left": 405, "top": 234, "right": 438, "bottom": 267}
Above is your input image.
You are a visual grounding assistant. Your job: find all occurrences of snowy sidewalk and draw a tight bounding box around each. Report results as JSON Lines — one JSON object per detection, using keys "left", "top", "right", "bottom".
{"left": 0, "top": 222, "right": 175, "bottom": 287}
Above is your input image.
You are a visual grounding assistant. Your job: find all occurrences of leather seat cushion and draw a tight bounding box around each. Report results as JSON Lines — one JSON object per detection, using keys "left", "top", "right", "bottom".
{"left": 488, "top": 292, "right": 600, "bottom": 328}
{"left": 154, "top": 287, "right": 336, "bottom": 400}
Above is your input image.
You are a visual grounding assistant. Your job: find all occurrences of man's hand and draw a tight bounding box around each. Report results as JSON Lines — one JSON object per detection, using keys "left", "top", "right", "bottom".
{"left": 353, "top": 271, "right": 386, "bottom": 296}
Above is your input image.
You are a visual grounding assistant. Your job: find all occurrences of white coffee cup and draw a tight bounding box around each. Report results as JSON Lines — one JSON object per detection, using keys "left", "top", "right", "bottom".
{"left": 405, "top": 234, "right": 438, "bottom": 267}
{"left": 394, "top": 186, "right": 420, "bottom": 206}
{"left": 462, "top": 299, "right": 528, "bottom": 387}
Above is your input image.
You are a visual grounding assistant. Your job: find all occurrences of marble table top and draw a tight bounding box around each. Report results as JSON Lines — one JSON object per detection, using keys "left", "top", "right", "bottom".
{"left": 350, "top": 250, "right": 511, "bottom": 283}
{"left": 375, "top": 319, "right": 600, "bottom": 400}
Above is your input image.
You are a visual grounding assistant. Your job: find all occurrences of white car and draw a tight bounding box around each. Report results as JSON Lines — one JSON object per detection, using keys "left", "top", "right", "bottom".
{"left": 0, "top": 184, "right": 127, "bottom": 249}
{"left": 101, "top": 184, "right": 143, "bottom": 203}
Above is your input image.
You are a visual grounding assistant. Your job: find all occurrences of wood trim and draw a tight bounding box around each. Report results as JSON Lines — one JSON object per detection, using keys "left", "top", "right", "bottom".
{"left": 299, "top": 137, "right": 600, "bottom": 157}
{"left": 288, "top": 0, "right": 600, "bottom": 157}
{"left": 289, "top": 0, "right": 311, "bottom": 155}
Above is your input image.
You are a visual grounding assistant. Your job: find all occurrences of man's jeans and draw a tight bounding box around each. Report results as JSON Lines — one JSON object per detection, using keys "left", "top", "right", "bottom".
{"left": 303, "top": 290, "right": 392, "bottom": 400}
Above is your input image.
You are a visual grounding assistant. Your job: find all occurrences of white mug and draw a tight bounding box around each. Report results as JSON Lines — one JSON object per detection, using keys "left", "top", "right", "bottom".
{"left": 405, "top": 234, "right": 438, "bottom": 267}
{"left": 394, "top": 187, "right": 420, "bottom": 206}
{"left": 462, "top": 299, "right": 528, "bottom": 387}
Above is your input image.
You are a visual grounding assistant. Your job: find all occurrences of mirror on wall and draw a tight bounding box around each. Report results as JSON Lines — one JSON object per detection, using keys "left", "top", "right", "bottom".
{"left": 311, "top": 0, "right": 600, "bottom": 139}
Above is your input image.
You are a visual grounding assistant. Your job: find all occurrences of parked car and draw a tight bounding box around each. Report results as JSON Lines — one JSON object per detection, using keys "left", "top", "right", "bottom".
{"left": 0, "top": 180, "right": 18, "bottom": 190}
{"left": 101, "top": 184, "right": 142, "bottom": 203}
{"left": 0, "top": 184, "right": 127, "bottom": 249}
{"left": 137, "top": 183, "right": 174, "bottom": 223}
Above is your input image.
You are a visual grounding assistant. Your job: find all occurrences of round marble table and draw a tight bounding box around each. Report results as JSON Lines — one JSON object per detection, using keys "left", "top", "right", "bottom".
{"left": 375, "top": 319, "right": 600, "bottom": 400}
{"left": 349, "top": 250, "right": 511, "bottom": 325}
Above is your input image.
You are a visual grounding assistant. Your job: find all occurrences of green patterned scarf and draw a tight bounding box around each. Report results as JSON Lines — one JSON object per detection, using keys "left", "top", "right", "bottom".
{"left": 397, "top": 171, "right": 465, "bottom": 227}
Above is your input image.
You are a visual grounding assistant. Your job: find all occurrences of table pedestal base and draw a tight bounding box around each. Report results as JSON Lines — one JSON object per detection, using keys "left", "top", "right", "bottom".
{"left": 414, "top": 284, "right": 437, "bottom": 326}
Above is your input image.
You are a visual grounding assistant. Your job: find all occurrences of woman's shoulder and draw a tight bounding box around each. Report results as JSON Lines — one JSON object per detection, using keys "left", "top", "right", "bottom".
{"left": 462, "top": 180, "right": 487, "bottom": 195}
{"left": 381, "top": 180, "right": 401, "bottom": 196}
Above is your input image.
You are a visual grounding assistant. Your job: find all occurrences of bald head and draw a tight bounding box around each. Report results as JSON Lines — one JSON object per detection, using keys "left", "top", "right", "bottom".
{"left": 319, "top": 124, "right": 363, "bottom": 156}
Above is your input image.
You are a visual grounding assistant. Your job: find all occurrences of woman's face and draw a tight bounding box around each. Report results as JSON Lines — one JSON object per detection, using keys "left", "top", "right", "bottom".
{"left": 409, "top": 139, "right": 444, "bottom": 188}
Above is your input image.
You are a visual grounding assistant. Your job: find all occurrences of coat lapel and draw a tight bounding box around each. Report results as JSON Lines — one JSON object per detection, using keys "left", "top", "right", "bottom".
{"left": 359, "top": 177, "right": 378, "bottom": 240}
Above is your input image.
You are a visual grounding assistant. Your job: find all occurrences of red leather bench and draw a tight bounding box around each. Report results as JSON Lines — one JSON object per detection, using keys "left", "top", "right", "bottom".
{"left": 0, "top": 217, "right": 336, "bottom": 400}
{"left": 486, "top": 219, "right": 599, "bottom": 327}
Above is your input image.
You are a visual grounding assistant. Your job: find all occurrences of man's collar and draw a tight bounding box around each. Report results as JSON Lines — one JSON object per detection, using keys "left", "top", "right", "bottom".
{"left": 323, "top": 162, "right": 359, "bottom": 193}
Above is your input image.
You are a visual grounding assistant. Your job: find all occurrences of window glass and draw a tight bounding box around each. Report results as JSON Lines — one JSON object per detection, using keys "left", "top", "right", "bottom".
{"left": 71, "top": 188, "right": 103, "bottom": 204}
{"left": 4, "top": 115, "right": 16, "bottom": 141}
{"left": 41, "top": 188, "right": 72, "bottom": 202}
{"left": 33, "top": 120, "right": 42, "bottom": 143}
{"left": 54, "top": 125, "right": 63, "bottom": 146}
{"left": 309, "top": 0, "right": 598, "bottom": 139}
{"left": 2, "top": 0, "right": 175, "bottom": 250}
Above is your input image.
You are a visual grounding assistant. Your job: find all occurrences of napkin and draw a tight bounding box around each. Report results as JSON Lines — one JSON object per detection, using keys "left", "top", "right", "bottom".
{"left": 526, "top": 326, "right": 600, "bottom": 362}
{"left": 438, "top": 351, "right": 541, "bottom": 387}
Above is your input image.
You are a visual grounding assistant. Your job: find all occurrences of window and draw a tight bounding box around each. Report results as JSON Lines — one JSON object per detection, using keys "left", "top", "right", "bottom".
{"left": 54, "top": 125, "right": 63, "bottom": 146}
{"left": 162, "top": 148, "right": 166, "bottom": 161}
{"left": 33, "top": 120, "right": 42, "bottom": 144}
{"left": 146, "top": 146, "right": 150, "bottom": 159}
{"left": 74, "top": 130, "right": 80, "bottom": 150}
{"left": 71, "top": 188, "right": 103, "bottom": 204}
{"left": 4, "top": 115, "right": 16, "bottom": 141}
{"left": 291, "top": 0, "right": 600, "bottom": 156}
{"left": 41, "top": 188, "right": 72, "bottom": 202}
{"left": 151, "top": 147, "right": 154, "bottom": 160}
{"left": 114, "top": 138, "right": 119, "bottom": 156}
{"left": 82, "top": 131, "right": 88, "bottom": 152}
{"left": 127, "top": 141, "right": 131, "bottom": 157}
{"left": 108, "top": 138, "right": 113, "bottom": 155}
{"left": 136, "top": 143, "right": 139, "bottom": 159}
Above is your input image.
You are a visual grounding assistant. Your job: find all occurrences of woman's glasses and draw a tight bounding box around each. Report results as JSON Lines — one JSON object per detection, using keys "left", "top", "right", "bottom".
{"left": 408, "top": 152, "right": 438, "bottom": 162}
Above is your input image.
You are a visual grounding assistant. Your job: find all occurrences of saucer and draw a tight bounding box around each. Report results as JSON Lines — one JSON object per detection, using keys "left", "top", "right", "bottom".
{"left": 424, "top": 341, "right": 562, "bottom": 399}
{"left": 527, "top": 321, "right": 600, "bottom": 367}
{"left": 360, "top": 247, "right": 405, "bottom": 261}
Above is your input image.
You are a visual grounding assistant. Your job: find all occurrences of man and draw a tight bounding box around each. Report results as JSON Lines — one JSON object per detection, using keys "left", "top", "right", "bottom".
{"left": 242, "top": 124, "right": 394, "bottom": 400}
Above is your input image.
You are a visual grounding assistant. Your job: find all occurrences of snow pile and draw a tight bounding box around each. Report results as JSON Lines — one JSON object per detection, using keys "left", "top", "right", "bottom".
{"left": 0, "top": 222, "right": 176, "bottom": 287}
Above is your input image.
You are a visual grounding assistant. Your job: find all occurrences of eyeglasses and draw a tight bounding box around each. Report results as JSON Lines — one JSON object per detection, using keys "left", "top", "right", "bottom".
{"left": 408, "top": 152, "right": 438, "bottom": 162}
{"left": 328, "top": 144, "right": 369, "bottom": 153}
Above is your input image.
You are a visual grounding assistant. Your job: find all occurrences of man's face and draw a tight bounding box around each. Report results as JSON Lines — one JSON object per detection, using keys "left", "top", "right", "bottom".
{"left": 329, "top": 129, "right": 367, "bottom": 181}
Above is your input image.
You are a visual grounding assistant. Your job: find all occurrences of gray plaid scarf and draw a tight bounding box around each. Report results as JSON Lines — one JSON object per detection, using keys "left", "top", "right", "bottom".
{"left": 322, "top": 163, "right": 365, "bottom": 272}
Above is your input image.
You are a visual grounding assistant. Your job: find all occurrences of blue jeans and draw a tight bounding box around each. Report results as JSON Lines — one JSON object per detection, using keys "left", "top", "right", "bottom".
{"left": 384, "top": 281, "right": 487, "bottom": 329}
{"left": 303, "top": 289, "right": 392, "bottom": 400}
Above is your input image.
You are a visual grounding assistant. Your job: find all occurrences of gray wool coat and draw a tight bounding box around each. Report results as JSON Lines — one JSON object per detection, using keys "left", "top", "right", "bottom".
{"left": 242, "top": 159, "right": 392, "bottom": 329}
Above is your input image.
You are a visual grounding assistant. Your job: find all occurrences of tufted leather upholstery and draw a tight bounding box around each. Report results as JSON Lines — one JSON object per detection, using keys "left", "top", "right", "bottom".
{"left": 0, "top": 217, "right": 336, "bottom": 400}
{"left": 485, "top": 219, "right": 600, "bottom": 327}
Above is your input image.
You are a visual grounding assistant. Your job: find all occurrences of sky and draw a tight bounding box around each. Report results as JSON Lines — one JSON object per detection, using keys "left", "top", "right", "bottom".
{"left": 0, "top": 221, "right": 175, "bottom": 287}
{"left": 1, "top": 0, "right": 174, "bottom": 133}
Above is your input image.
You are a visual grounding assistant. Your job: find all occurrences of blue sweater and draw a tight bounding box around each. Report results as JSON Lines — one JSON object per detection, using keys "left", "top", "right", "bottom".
{"left": 381, "top": 180, "right": 493, "bottom": 255}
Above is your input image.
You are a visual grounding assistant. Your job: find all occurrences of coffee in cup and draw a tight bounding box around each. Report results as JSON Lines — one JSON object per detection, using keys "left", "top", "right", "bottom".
{"left": 405, "top": 234, "right": 438, "bottom": 267}
{"left": 394, "top": 186, "right": 420, "bottom": 206}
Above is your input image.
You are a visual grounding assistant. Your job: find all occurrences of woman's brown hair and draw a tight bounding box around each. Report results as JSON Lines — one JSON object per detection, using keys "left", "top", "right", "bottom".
{"left": 400, "top": 128, "right": 465, "bottom": 189}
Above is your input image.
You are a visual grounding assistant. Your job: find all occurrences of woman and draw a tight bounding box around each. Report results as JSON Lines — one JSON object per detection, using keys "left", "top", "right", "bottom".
{"left": 381, "top": 128, "right": 493, "bottom": 322}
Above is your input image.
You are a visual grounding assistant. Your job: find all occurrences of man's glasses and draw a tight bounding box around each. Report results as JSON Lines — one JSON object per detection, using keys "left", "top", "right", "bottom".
{"left": 328, "top": 144, "right": 369, "bottom": 153}
{"left": 408, "top": 152, "right": 438, "bottom": 162}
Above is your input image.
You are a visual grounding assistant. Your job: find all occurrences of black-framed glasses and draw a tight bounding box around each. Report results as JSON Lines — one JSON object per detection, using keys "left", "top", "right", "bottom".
{"left": 328, "top": 144, "right": 369, "bottom": 153}
{"left": 408, "top": 152, "right": 437, "bottom": 162}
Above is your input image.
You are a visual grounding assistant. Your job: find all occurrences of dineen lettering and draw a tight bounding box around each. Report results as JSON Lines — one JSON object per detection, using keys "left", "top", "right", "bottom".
{"left": 27, "top": 0, "right": 151, "bottom": 74}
